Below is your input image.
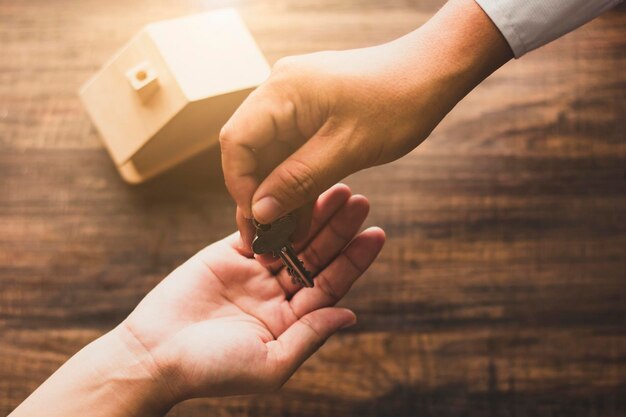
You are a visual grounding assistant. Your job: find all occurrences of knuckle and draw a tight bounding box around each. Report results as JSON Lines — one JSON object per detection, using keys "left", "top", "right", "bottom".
{"left": 219, "top": 123, "right": 234, "bottom": 147}
{"left": 270, "top": 56, "right": 308, "bottom": 88}
{"left": 304, "top": 244, "right": 324, "bottom": 270}
{"left": 315, "top": 273, "right": 341, "bottom": 302}
{"left": 280, "top": 98, "right": 297, "bottom": 122}
{"left": 300, "top": 315, "right": 323, "bottom": 339}
{"left": 276, "top": 159, "right": 319, "bottom": 203}
{"left": 272, "top": 56, "right": 298, "bottom": 73}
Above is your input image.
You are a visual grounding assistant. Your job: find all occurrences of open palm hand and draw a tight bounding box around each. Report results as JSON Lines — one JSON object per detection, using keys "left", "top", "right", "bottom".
{"left": 120, "top": 184, "right": 385, "bottom": 402}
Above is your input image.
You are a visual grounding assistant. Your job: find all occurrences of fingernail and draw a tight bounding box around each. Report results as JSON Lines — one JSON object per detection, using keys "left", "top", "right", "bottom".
{"left": 252, "top": 196, "right": 283, "bottom": 223}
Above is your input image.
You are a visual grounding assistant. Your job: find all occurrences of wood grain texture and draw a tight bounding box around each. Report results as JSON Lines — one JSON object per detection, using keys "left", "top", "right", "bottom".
{"left": 0, "top": 0, "right": 625, "bottom": 416}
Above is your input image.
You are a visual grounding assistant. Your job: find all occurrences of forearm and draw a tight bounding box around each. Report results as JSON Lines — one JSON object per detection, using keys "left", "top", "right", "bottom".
{"left": 412, "top": 0, "right": 512, "bottom": 99}
{"left": 10, "top": 326, "right": 175, "bottom": 417}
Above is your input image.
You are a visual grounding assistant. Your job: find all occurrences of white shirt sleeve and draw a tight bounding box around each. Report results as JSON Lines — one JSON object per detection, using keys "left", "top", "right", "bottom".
{"left": 474, "top": 0, "right": 623, "bottom": 58}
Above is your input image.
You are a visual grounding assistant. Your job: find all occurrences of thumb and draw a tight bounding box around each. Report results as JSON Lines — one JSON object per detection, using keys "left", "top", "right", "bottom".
{"left": 251, "top": 137, "right": 355, "bottom": 224}
{"left": 267, "top": 307, "right": 356, "bottom": 384}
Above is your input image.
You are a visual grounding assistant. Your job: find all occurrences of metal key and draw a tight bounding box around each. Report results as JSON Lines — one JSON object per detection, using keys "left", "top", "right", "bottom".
{"left": 252, "top": 214, "right": 314, "bottom": 288}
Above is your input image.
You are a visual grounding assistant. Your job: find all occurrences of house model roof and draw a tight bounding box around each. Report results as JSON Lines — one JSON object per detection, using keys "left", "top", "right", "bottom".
{"left": 145, "top": 9, "right": 269, "bottom": 101}
{"left": 79, "top": 9, "right": 270, "bottom": 167}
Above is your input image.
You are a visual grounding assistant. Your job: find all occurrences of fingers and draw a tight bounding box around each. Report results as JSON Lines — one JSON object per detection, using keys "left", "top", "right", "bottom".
{"left": 220, "top": 85, "right": 304, "bottom": 220}
{"left": 299, "top": 183, "right": 351, "bottom": 248}
{"left": 235, "top": 206, "right": 256, "bottom": 257}
{"left": 297, "top": 195, "right": 369, "bottom": 274}
{"left": 265, "top": 307, "right": 356, "bottom": 385}
{"left": 258, "top": 183, "right": 352, "bottom": 272}
{"left": 251, "top": 129, "right": 361, "bottom": 224}
{"left": 291, "top": 202, "right": 314, "bottom": 244}
{"left": 220, "top": 89, "right": 277, "bottom": 219}
{"left": 289, "top": 227, "right": 385, "bottom": 318}
{"left": 274, "top": 194, "right": 370, "bottom": 295}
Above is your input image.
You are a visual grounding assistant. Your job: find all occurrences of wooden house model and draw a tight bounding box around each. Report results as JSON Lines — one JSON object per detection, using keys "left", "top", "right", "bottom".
{"left": 79, "top": 9, "right": 270, "bottom": 183}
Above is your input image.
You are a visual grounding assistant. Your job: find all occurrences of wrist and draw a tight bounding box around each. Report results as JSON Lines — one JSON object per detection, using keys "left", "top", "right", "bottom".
{"left": 10, "top": 325, "right": 177, "bottom": 417}
{"left": 390, "top": 0, "right": 512, "bottom": 135}
{"left": 93, "top": 324, "right": 179, "bottom": 415}
{"left": 72, "top": 325, "right": 179, "bottom": 417}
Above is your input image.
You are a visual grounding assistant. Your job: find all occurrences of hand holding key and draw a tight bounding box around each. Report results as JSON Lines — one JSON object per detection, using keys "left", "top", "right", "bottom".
{"left": 10, "top": 185, "right": 384, "bottom": 417}
{"left": 220, "top": 0, "right": 512, "bottom": 243}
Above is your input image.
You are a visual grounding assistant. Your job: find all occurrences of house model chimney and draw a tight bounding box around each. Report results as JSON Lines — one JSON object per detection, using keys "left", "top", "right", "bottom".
{"left": 79, "top": 9, "right": 270, "bottom": 183}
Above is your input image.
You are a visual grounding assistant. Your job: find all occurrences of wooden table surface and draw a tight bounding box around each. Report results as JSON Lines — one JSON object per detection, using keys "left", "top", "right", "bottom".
{"left": 1, "top": 1, "right": 625, "bottom": 415}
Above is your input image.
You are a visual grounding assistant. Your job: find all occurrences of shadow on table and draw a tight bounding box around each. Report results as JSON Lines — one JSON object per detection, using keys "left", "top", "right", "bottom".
{"left": 132, "top": 145, "right": 226, "bottom": 194}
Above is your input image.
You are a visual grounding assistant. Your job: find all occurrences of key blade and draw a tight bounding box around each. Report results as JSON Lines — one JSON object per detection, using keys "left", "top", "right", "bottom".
{"left": 278, "top": 245, "right": 314, "bottom": 288}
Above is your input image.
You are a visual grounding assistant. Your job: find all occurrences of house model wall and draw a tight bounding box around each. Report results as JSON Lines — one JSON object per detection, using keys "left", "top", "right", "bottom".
{"left": 79, "top": 9, "right": 270, "bottom": 183}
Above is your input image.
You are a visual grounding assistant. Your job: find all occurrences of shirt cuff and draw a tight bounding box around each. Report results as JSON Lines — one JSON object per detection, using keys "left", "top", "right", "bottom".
{"left": 474, "top": 0, "right": 623, "bottom": 58}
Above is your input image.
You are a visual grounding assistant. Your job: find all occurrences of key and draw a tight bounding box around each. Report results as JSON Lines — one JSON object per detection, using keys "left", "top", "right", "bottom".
{"left": 252, "top": 214, "right": 314, "bottom": 288}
